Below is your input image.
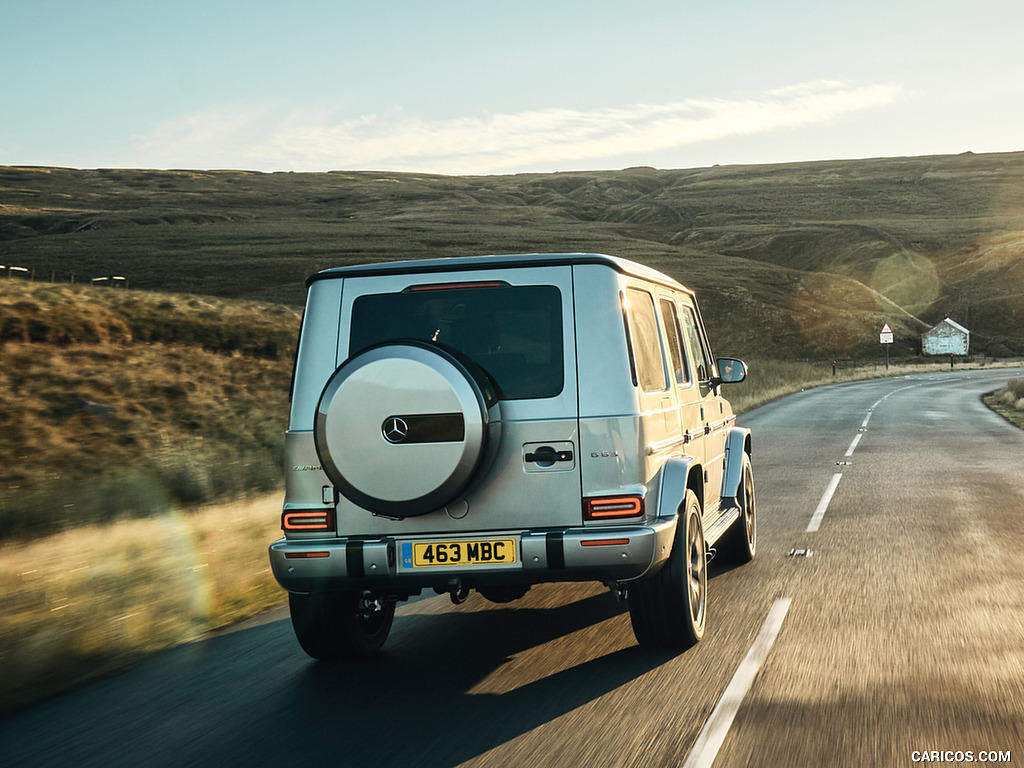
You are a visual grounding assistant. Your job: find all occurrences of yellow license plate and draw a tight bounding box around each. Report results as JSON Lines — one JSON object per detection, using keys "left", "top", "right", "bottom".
{"left": 404, "top": 538, "right": 517, "bottom": 568}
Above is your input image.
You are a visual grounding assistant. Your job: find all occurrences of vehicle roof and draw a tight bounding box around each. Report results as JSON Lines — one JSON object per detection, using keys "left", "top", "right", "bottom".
{"left": 307, "top": 253, "right": 692, "bottom": 294}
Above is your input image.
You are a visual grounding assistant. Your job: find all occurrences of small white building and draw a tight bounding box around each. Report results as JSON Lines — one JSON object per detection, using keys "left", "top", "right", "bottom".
{"left": 923, "top": 317, "right": 970, "bottom": 356}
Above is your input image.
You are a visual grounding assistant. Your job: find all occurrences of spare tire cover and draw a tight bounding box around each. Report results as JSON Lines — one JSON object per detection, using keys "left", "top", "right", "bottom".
{"left": 314, "top": 341, "right": 498, "bottom": 517}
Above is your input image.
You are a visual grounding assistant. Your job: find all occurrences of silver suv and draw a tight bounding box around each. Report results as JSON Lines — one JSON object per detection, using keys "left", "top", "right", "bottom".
{"left": 269, "top": 253, "right": 754, "bottom": 659}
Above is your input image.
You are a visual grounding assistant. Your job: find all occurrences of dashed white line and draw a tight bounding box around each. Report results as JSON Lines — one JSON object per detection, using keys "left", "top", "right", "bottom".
{"left": 682, "top": 598, "right": 794, "bottom": 768}
{"left": 844, "top": 433, "right": 863, "bottom": 457}
{"left": 807, "top": 473, "right": 843, "bottom": 533}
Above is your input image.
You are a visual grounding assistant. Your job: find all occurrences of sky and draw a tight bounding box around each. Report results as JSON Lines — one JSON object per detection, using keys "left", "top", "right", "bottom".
{"left": 3, "top": 0, "right": 1023, "bottom": 175}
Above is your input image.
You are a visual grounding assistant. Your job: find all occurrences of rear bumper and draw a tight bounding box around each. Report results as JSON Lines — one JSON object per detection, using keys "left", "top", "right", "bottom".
{"left": 269, "top": 520, "right": 677, "bottom": 594}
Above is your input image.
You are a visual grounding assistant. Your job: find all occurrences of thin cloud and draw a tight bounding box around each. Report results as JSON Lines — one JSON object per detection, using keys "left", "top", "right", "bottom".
{"left": 133, "top": 81, "right": 903, "bottom": 173}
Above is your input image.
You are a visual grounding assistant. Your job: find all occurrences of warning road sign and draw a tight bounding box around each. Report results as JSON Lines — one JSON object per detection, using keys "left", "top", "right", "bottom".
{"left": 880, "top": 323, "right": 894, "bottom": 344}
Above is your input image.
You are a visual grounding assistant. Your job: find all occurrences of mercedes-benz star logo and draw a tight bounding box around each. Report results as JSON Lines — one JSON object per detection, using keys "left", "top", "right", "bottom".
{"left": 382, "top": 417, "right": 409, "bottom": 444}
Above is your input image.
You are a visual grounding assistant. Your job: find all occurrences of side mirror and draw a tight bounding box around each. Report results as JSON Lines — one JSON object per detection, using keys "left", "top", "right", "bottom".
{"left": 716, "top": 357, "right": 747, "bottom": 384}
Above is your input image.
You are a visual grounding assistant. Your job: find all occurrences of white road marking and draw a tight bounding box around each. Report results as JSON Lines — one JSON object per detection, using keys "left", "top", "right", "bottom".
{"left": 861, "top": 413, "right": 872, "bottom": 428}
{"left": 807, "top": 473, "right": 843, "bottom": 533}
{"left": 844, "top": 433, "right": 863, "bottom": 457}
{"left": 682, "top": 598, "right": 794, "bottom": 768}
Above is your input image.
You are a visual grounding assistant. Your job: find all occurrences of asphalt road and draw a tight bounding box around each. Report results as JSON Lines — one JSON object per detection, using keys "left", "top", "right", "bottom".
{"left": 2, "top": 368, "right": 1022, "bottom": 768}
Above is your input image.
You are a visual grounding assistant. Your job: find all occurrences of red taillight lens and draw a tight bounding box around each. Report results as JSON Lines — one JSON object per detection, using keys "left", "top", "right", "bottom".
{"left": 583, "top": 496, "right": 644, "bottom": 520}
{"left": 282, "top": 510, "right": 335, "bottom": 531}
{"left": 407, "top": 281, "right": 507, "bottom": 292}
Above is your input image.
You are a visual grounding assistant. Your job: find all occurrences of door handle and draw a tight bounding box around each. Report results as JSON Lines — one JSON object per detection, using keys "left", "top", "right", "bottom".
{"left": 525, "top": 446, "right": 574, "bottom": 464}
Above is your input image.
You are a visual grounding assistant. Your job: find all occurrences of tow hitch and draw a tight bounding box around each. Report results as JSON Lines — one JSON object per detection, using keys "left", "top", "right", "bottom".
{"left": 444, "top": 578, "right": 471, "bottom": 605}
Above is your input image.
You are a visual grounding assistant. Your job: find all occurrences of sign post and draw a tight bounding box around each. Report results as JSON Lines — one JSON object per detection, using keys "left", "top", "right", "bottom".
{"left": 880, "top": 323, "right": 894, "bottom": 369}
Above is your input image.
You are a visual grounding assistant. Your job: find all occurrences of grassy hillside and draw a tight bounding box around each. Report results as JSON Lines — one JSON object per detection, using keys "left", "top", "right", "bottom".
{"left": 3, "top": 152, "right": 1024, "bottom": 359}
{"left": 3, "top": 152, "right": 1023, "bottom": 538}
{"left": 0, "top": 282, "right": 298, "bottom": 538}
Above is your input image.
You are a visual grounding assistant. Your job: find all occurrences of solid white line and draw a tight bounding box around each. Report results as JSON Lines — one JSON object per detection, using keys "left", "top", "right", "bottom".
{"left": 845, "top": 433, "right": 863, "bottom": 457}
{"left": 681, "top": 598, "right": 794, "bottom": 768}
{"left": 807, "top": 473, "right": 843, "bottom": 532}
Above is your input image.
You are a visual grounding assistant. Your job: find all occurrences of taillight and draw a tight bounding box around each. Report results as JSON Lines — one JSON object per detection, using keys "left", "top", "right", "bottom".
{"left": 583, "top": 495, "right": 644, "bottom": 520}
{"left": 282, "top": 509, "right": 335, "bottom": 531}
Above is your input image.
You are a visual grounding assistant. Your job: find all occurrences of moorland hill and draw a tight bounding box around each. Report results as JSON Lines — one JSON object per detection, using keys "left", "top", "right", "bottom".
{"left": 2, "top": 151, "right": 1023, "bottom": 358}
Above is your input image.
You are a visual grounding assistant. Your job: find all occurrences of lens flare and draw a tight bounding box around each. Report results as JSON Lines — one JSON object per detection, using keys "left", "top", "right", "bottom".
{"left": 869, "top": 252, "right": 940, "bottom": 315}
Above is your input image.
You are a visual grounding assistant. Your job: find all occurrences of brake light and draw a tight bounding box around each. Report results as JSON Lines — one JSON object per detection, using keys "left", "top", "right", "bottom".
{"left": 407, "top": 281, "right": 507, "bottom": 292}
{"left": 583, "top": 496, "right": 644, "bottom": 520}
{"left": 282, "top": 510, "right": 335, "bottom": 531}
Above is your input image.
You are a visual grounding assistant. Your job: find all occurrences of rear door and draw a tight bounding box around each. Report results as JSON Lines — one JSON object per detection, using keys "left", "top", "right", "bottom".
{"left": 337, "top": 265, "right": 581, "bottom": 535}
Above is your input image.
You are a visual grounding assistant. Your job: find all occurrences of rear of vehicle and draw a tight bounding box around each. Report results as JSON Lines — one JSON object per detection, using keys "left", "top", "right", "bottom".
{"left": 271, "top": 253, "right": 758, "bottom": 659}
{"left": 269, "top": 254, "right": 679, "bottom": 657}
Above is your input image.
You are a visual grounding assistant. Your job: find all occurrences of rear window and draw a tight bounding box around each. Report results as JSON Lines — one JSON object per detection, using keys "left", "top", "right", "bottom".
{"left": 349, "top": 283, "right": 564, "bottom": 400}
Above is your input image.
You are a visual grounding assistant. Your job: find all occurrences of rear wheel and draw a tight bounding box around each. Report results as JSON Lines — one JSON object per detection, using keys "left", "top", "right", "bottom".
{"left": 289, "top": 590, "right": 395, "bottom": 660}
{"left": 628, "top": 489, "right": 707, "bottom": 648}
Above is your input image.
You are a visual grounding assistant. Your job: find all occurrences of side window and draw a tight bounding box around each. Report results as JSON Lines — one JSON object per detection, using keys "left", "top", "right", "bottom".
{"left": 659, "top": 298, "right": 690, "bottom": 386}
{"left": 625, "top": 288, "right": 668, "bottom": 392}
{"left": 680, "top": 304, "right": 712, "bottom": 383}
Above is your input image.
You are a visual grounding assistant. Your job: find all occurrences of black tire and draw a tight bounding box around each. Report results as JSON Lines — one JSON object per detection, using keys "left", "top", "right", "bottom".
{"left": 289, "top": 591, "right": 395, "bottom": 660}
{"left": 628, "top": 489, "right": 707, "bottom": 648}
{"left": 716, "top": 453, "right": 756, "bottom": 564}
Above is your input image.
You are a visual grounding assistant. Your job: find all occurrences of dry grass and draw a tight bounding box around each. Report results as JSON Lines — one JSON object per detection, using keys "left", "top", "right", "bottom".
{"left": 0, "top": 282, "right": 298, "bottom": 538}
{"left": 0, "top": 281, "right": 298, "bottom": 355}
{"left": 0, "top": 283, "right": 299, "bottom": 713}
{"left": 0, "top": 493, "right": 285, "bottom": 715}
{"left": 983, "top": 379, "right": 1024, "bottom": 430}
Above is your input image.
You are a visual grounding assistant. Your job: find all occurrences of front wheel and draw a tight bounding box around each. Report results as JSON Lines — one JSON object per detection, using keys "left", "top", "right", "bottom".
{"left": 717, "top": 452, "right": 756, "bottom": 564}
{"left": 628, "top": 489, "right": 707, "bottom": 648}
{"left": 289, "top": 590, "right": 395, "bottom": 660}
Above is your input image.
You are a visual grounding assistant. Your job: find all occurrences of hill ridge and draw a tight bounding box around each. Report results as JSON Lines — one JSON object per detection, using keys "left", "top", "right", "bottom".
{"left": 2, "top": 151, "right": 1023, "bottom": 356}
